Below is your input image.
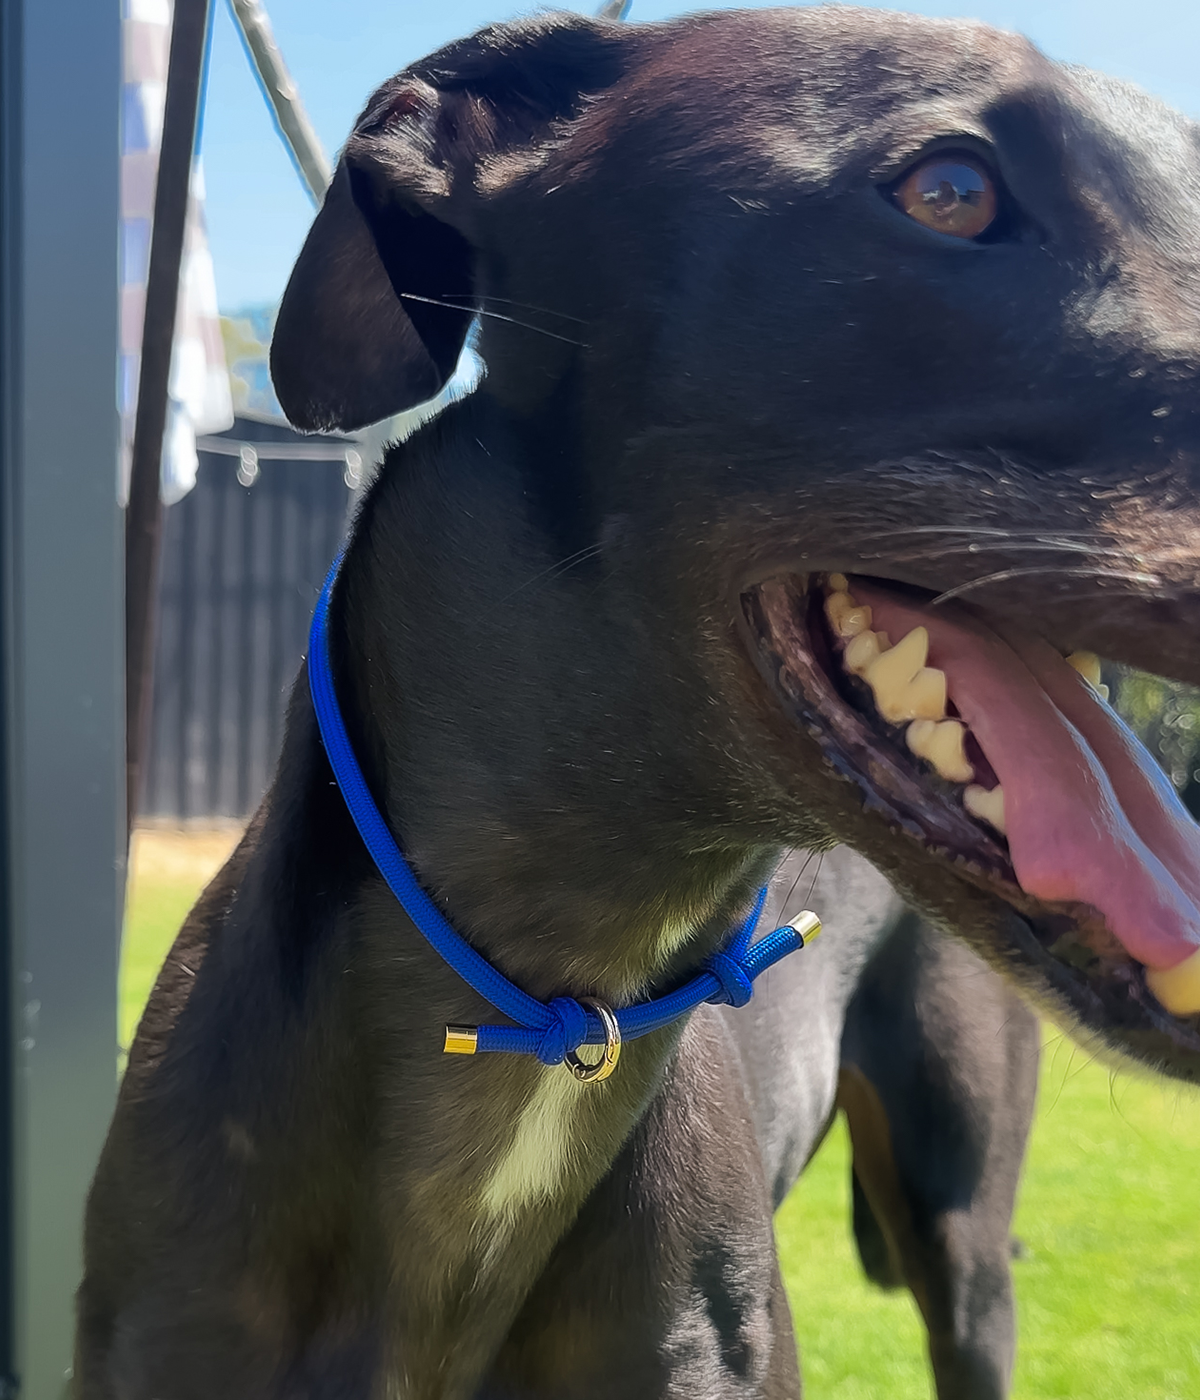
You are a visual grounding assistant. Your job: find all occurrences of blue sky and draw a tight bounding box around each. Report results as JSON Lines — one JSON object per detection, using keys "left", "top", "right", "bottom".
{"left": 201, "top": 0, "right": 1200, "bottom": 311}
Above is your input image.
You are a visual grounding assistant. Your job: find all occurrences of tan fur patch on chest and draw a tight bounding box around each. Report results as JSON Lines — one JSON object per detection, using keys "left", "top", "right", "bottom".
{"left": 479, "top": 1065, "right": 589, "bottom": 1223}
{"left": 477, "top": 903, "right": 711, "bottom": 1222}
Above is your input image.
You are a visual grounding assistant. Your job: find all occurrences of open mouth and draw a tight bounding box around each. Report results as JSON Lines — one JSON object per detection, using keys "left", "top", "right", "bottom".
{"left": 743, "top": 571, "right": 1200, "bottom": 1075}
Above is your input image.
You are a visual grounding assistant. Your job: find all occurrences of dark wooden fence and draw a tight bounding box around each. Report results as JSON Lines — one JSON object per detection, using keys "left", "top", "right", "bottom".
{"left": 140, "top": 414, "right": 362, "bottom": 819}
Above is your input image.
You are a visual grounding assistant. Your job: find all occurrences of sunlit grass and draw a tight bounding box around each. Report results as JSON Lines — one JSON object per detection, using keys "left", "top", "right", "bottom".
{"left": 120, "top": 825, "right": 241, "bottom": 1049}
{"left": 777, "top": 1033, "right": 1200, "bottom": 1398}
{"left": 123, "top": 829, "right": 1200, "bottom": 1396}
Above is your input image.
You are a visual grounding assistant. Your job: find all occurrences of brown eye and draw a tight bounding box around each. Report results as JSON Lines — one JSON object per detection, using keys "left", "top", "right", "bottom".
{"left": 894, "top": 155, "right": 998, "bottom": 239}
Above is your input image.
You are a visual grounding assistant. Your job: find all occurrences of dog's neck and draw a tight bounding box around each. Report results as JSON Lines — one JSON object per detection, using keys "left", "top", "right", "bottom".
{"left": 263, "top": 401, "right": 776, "bottom": 1384}
{"left": 333, "top": 396, "right": 772, "bottom": 1004}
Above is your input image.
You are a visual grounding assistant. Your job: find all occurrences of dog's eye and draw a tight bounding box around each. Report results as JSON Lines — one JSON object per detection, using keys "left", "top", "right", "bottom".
{"left": 893, "top": 154, "right": 998, "bottom": 239}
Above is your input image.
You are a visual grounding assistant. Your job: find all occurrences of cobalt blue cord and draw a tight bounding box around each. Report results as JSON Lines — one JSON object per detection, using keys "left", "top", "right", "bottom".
{"left": 307, "top": 554, "right": 817, "bottom": 1066}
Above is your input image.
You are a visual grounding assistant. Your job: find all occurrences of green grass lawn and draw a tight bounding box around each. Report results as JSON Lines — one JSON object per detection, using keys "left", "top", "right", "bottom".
{"left": 778, "top": 1046, "right": 1200, "bottom": 1399}
{"left": 124, "top": 830, "right": 1200, "bottom": 1397}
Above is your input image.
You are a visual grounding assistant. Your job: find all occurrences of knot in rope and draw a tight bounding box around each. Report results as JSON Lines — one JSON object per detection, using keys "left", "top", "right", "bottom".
{"left": 704, "top": 950, "right": 755, "bottom": 1008}
{"left": 536, "top": 996, "right": 590, "bottom": 1065}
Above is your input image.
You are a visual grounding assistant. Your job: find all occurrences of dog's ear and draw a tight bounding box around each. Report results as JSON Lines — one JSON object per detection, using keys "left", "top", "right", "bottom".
{"left": 271, "top": 16, "right": 632, "bottom": 433}
{"left": 269, "top": 160, "right": 470, "bottom": 433}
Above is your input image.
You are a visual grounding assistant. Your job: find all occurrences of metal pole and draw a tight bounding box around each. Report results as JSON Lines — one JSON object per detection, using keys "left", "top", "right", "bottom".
{"left": 228, "top": 0, "right": 331, "bottom": 205}
{"left": 1, "top": 0, "right": 122, "bottom": 1383}
{"left": 125, "top": 0, "right": 213, "bottom": 841}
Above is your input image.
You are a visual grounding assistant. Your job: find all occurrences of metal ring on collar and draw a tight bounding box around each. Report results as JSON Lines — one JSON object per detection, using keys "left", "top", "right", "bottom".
{"left": 564, "top": 997, "right": 622, "bottom": 1084}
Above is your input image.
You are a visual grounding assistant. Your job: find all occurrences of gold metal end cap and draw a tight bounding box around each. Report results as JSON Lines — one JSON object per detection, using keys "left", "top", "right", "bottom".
{"left": 788, "top": 911, "right": 822, "bottom": 946}
{"left": 444, "top": 1025, "right": 479, "bottom": 1055}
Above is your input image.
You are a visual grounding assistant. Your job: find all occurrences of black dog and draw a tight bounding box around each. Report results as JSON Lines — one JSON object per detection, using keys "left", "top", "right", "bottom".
{"left": 836, "top": 913, "right": 1038, "bottom": 1398}
{"left": 79, "top": 8, "right": 1200, "bottom": 1397}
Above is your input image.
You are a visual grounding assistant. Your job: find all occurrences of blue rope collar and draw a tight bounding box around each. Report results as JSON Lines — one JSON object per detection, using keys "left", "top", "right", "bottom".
{"left": 307, "top": 557, "right": 820, "bottom": 1073}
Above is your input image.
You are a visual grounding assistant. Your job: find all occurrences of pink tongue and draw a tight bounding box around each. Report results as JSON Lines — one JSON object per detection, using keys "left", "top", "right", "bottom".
{"left": 855, "top": 584, "right": 1200, "bottom": 972}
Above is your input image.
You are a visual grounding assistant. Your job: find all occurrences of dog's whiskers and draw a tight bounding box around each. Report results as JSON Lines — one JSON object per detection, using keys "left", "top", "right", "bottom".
{"left": 776, "top": 851, "right": 817, "bottom": 928}
{"left": 931, "top": 564, "right": 1162, "bottom": 606}
{"left": 494, "top": 544, "right": 607, "bottom": 609}
{"left": 776, "top": 848, "right": 826, "bottom": 930}
{"left": 837, "top": 525, "right": 1196, "bottom": 582}
{"left": 885, "top": 539, "right": 1113, "bottom": 564}
{"left": 863, "top": 525, "right": 1102, "bottom": 542}
{"left": 397, "top": 292, "right": 590, "bottom": 347}
{"left": 803, "top": 850, "right": 825, "bottom": 912}
{"left": 429, "top": 291, "right": 588, "bottom": 325}
{"left": 845, "top": 524, "right": 1107, "bottom": 556}
{"left": 835, "top": 525, "right": 1108, "bottom": 566}
{"left": 888, "top": 540, "right": 1195, "bottom": 570}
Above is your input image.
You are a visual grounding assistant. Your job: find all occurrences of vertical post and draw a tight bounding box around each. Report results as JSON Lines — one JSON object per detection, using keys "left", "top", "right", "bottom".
{"left": 0, "top": 0, "right": 122, "bottom": 1389}
{"left": 125, "top": 0, "right": 212, "bottom": 839}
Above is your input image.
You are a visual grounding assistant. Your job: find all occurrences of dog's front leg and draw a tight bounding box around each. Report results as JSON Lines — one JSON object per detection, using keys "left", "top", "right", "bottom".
{"left": 839, "top": 919, "right": 1041, "bottom": 1400}
{"left": 479, "top": 1008, "right": 801, "bottom": 1400}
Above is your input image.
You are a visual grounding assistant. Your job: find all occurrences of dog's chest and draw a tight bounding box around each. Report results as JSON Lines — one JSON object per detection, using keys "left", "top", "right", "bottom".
{"left": 479, "top": 1067, "right": 590, "bottom": 1225}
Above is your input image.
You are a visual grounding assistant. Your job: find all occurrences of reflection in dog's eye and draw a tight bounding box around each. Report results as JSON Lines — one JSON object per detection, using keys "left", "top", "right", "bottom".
{"left": 894, "top": 155, "right": 998, "bottom": 239}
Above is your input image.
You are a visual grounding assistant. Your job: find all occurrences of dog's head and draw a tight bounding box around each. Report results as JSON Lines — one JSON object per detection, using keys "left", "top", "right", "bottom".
{"left": 273, "top": 8, "right": 1200, "bottom": 1079}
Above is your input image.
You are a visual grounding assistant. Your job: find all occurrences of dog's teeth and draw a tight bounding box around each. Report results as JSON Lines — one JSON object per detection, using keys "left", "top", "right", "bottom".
{"left": 825, "top": 590, "right": 872, "bottom": 639}
{"left": 964, "top": 784, "right": 1006, "bottom": 835}
{"left": 828, "top": 573, "right": 849, "bottom": 593}
{"left": 866, "top": 624, "right": 927, "bottom": 687}
{"left": 863, "top": 626, "right": 946, "bottom": 723}
{"left": 1145, "top": 947, "right": 1200, "bottom": 1017}
{"left": 906, "top": 718, "right": 974, "bottom": 783}
{"left": 1066, "top": 651, "right": 1108, "bottom": 700}
{"left": 844, "top": 629, "right": 885, "bottom": 675}
{"left": 1066, "top": 651, "right": 1102, "bottom": 686}
{"left": 905, "top": 667, "right": 948, "bottom": 721}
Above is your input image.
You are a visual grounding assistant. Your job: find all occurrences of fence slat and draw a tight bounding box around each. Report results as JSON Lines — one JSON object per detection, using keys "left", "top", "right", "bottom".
{"left": 142, "top": 419, "right": 356, "bottom": 820}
